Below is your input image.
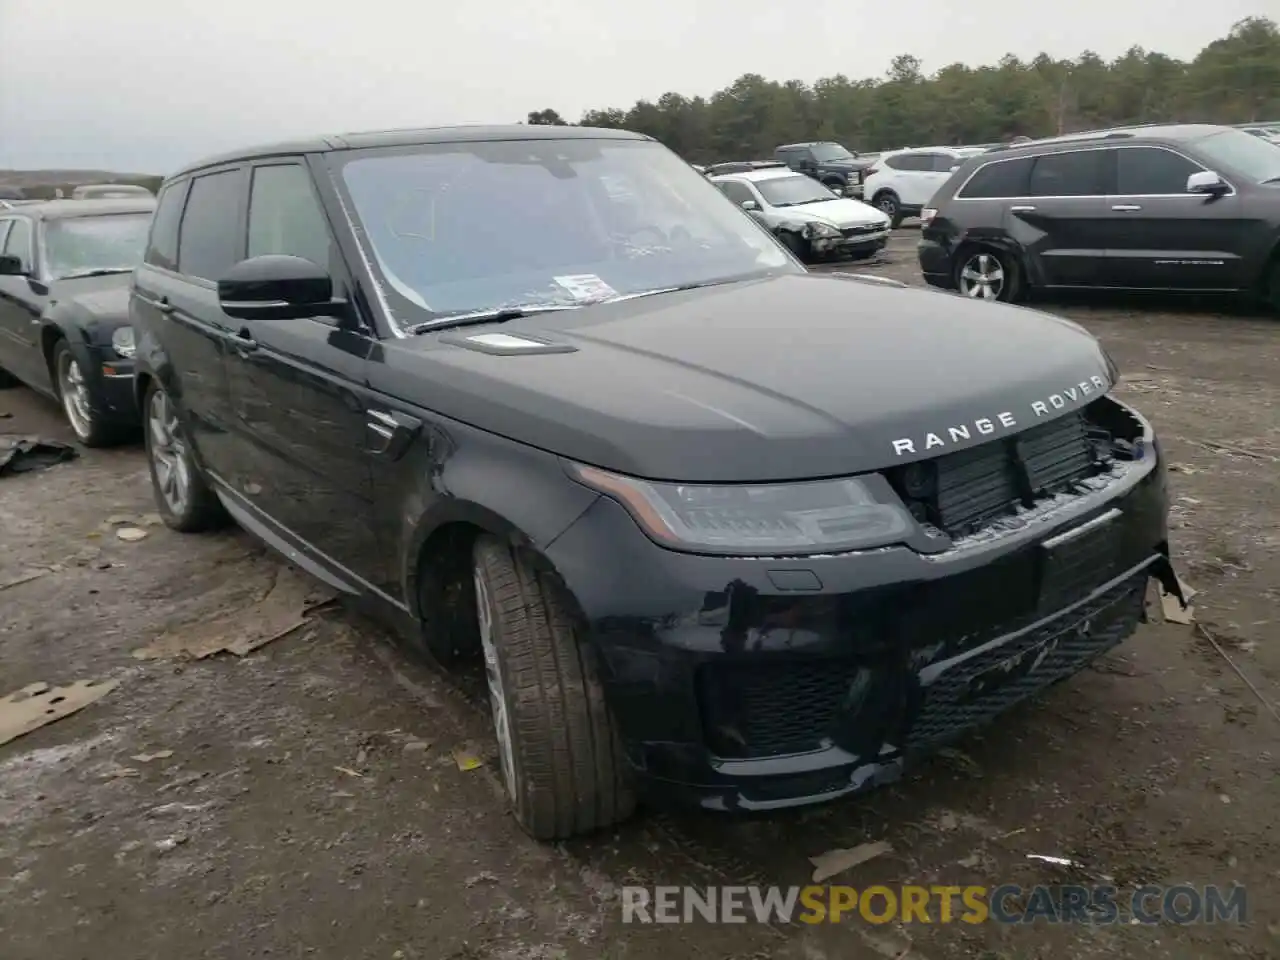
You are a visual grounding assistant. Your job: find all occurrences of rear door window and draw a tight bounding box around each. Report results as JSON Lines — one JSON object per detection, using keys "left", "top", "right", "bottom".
{"left": 1027, "top": 150, "right": 1108, "bottom": 197}
{"left": 177, "top": 169, "right": 245, "bottom": 282}
{"left": 1115, "top": 147, "right": 1204, "bottom": 195}
{"left": 957, "top": 157, "right": 1034, "bottom": 198}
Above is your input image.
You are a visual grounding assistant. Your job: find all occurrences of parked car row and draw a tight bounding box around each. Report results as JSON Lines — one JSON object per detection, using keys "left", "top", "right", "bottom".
{"left": 915, "top": 122, "right": 1280, "bottom": 309}
{"left": 2, "top": 124, "right": 1183, "bottom": 848}
{"left": 0, "top": 197, "right": 156, "bottom": 443}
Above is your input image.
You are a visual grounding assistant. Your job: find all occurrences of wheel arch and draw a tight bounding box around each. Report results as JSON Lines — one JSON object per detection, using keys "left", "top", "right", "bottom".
{"left": 952, "top": 236, "right": 1032, "bottom": 290}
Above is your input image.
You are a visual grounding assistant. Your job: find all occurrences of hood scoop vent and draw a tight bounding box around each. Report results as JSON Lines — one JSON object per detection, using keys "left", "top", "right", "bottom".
{"left": 441, "top": 331, "right": 578, "bottom": 356}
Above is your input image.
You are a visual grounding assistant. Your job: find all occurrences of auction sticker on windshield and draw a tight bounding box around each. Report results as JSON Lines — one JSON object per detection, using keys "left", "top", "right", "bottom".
{"left": 554, "top": 274, "right": 618, "bottom": 301}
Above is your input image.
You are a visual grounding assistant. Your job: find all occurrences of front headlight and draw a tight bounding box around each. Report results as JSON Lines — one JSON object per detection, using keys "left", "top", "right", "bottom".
{"left": 570, "top": 464, "right": 913, "bottom": 556}
{"left": 110, "top": 326, "right": 136, "bottom": 358}
{"left": 804, "top": 221, "right": 842, "bottom": 239}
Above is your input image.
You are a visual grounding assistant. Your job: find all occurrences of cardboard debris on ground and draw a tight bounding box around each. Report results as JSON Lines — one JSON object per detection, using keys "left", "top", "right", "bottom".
{"left": 130, "top": 566, "right": 321, "bottom": 660}
{"left": 0, "top": 678, "right": 120, "bottom": 746}
{"left": 809, "top": 839, "right": 893, "bottom": 883}
{"left": 1160, "top": 575, "right": 1198, "bottom": 625}
{"left": 452, "top": 744, "right": 484, "bottom": 771}
{"left": 131, "top": 750, "right": 175, "bottom": 763}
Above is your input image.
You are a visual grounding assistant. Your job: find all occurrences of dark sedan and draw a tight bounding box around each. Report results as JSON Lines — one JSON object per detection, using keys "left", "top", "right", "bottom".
{"left": 0, "top": 198, "right": 155, "bottom": 445}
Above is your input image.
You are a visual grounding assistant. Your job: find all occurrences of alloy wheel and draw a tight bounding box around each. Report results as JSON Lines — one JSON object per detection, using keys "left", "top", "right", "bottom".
{"left": 474, "top": 566, "right": 517, "bottom": 800}
{"left": 148, "top": 387, "right": 191, "bottom": 516}
{"left": 959, "top": 252, "right": 1005, "bottom": 300}
{"left": 57, "top": 352, "right": 93, "bottom": 441}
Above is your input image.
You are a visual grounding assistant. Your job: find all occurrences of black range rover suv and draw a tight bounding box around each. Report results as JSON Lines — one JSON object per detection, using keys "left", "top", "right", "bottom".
{"left": 918, "top": 123, "right": 1280, "bottom": 308}
{"left": 129, "top": 124, "right": 1179, "bottom": 840}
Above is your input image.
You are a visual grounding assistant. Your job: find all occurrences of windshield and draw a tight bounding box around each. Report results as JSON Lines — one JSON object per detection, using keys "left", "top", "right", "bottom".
{"left": 334, "top": 138, "right": 794, "bottom": 319}
{"left": 1192, "top": 129, "right": 1280, "bottom": 183}
{"left": 809, "top": 143, "right": 854, "bottom": 162}
{"left": 44, "top": 213, "right": 151, "bottom": 279}
{"left": 755, "top": 175, "right": 837, "bottom": 207}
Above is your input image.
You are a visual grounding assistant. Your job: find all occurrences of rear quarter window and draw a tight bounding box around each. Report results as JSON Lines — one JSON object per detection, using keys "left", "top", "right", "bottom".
{"left": 956, "top": 157, "right": 1034, "bottom": 199}
{"left": 146, "top": 179, "right": 189, "bottom": 271}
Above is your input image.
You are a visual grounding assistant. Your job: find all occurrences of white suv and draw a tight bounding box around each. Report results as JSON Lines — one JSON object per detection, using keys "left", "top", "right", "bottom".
{"left": 862, "top": 147, "right": 984, "bottom": 226}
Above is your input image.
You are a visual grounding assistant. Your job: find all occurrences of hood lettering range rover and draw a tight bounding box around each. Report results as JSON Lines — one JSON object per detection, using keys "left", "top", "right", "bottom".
{"left": 130, "top": 124, "right": 1178, "bottom": 840}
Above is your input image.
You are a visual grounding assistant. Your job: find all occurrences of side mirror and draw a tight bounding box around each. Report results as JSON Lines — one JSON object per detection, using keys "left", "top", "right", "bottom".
{"left": 741, "top": 199, "right": 760, "bottom": 212}
{"left": 1187, "top": 171, "right": 1229, "bottom": 196}
{"left": 217, "top": 255, "right": 348, "bottom": 321}
{"left": 0, "top": 254, "right": 26, "bottom": 276}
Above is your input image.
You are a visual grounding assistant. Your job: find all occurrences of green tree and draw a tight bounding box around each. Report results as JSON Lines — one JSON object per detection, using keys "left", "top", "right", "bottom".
{"left": 568, "top": 18, "right": 1280, "bottom": 158}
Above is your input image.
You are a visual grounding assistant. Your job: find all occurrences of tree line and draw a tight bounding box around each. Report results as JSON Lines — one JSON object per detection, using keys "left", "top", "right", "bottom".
{"left": 526, "top": 17, "right": 1280, "bottom": 162}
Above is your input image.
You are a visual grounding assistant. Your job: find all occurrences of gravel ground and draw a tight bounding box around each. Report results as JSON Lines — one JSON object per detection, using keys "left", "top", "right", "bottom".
{"left": 1, "top": 229, "right": 1278, "bottom": 960}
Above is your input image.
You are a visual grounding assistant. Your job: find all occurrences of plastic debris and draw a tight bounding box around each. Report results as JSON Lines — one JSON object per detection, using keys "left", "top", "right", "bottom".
{"left": 131, "top": 750, "right": 175, "bottom": 763}
{"left": 116, "top": 527, "right": 149, "bottom": 542}
{"left": 0, "top": 438, "right": 77, "bottom": 477}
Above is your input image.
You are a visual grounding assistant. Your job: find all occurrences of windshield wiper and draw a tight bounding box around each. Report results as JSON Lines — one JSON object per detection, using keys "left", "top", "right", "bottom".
{"left": 1261, "top": 176, "right": 1280, "bottom": 184}
{"left": 407, "top": 303, "right": 581, "bottom": 334}
{"left": 58, "top": 267, "right": 133, "bottom": 280}
{"left": 409, "top": 278, "right": 753, "bottom": 334}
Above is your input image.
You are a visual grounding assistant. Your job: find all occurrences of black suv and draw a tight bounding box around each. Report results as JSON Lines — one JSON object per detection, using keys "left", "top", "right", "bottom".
{"left": 130, "top": 124, "right": 1178, "bottom": 840}
{"left": 774, "top": 142, "right": 869, "bottom": 198}
{"left": 918, "top": 124, "right": 1280, "bottom": 307}
{"left": 0, "top": 198, "right": 155, "bottom": 444}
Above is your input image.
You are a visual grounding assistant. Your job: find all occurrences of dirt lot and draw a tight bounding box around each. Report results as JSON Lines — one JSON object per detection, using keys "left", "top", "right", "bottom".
{"left": 2, "top": 230, "right": 1278, "bottom": 960}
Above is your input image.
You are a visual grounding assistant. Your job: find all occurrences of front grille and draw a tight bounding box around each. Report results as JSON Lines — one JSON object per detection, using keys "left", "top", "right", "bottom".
{"left": 906, "top": 573, "right": 1145, "bottom": 749}
{"left": 889, "top": 412, "right": 1104, "bottom": 538}
{"left": 842, "top": 224, "right": 882, "bottom": 238}
{"left": 698, "top": 659, "right": 862, "bottom": 758}
{"left": 695, "top": 570, "right": 1147, "bottom": 760}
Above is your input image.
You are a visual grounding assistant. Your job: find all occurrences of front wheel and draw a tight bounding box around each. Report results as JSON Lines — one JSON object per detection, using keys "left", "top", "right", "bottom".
{"left": 472, "top": 534, "right": 635, "bottom": 840}
{"left": 53, "top": 340, "right": 127, "bottom": 447}
{"left": 143, "top": 380, "right": 227, "bottom": 532}
{"left": 954, "top": 247, "right": 1022, "bottom": 302}
{"left": 874, "top": 191, "right": 903, "bottom": 228}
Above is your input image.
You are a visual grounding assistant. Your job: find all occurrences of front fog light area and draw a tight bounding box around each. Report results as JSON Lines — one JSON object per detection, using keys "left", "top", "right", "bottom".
{"left": 111, "top": 326, "right": 136, "bottom": 358}
{"left": 572, "top": 464, "right": 914, "bottom": 555}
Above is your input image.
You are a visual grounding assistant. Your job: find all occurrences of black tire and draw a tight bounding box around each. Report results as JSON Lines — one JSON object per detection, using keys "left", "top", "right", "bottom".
{"left": 953, "top": 246, "right": 1023, "bottom": 303}
{"left": 51, "top": 340, "right": 130, "bottom": 448}
{"left": 874, "top": 191, "right": 904, "bottom": 228}
{"left": 142, "top": 379, "right": 227, "bottom": 532}
{"left": 780, "top": 231, "right": 810, "bottom": 262}
{"left": 472, "top": 534, "right": 635, "bottom": 840}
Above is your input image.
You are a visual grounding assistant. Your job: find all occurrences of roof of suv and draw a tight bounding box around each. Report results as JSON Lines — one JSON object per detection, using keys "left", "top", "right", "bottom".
{"left": 172, "top": 124, "right": 652, "bottom": 180}
{"left": 0, "top": 198, "right": 156, "bottom": 220}
{"left": 984, "top": 123, "right": 1229, "bottom": 156}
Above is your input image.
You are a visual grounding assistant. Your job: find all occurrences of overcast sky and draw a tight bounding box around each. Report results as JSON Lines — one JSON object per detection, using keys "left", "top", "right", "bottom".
{"left": 0, "top": 0, "right": 1269, "bottom": 174}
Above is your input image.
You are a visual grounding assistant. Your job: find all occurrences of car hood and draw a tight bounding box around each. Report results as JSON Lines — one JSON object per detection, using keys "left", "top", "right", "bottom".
{"left": 378, "top": 273, "right": 1115, "bottom": 483}
{"left": 48, "top": 275, "right": 133, "bottom": 319}
{"left": 783, "top": 197, "right": 889, "bottom": 229}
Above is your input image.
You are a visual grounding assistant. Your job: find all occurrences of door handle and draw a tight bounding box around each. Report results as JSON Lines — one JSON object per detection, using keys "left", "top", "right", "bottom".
{"left": 1010, "top": 205, "right": 1036, "bottom": 212}
{"left": 231, "top": 328, "right": 258, "bottom": 353}
{"left": 1112, "top": 204, "right": 1142, "bottom": 211}
{"left": 156, "top": 295, "right": 174, "bottom": 314}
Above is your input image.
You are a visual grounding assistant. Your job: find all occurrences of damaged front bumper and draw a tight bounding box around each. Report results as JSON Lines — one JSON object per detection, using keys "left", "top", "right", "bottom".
{"left": 546, "top": 414, "right": 1174, "bottom": 813}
